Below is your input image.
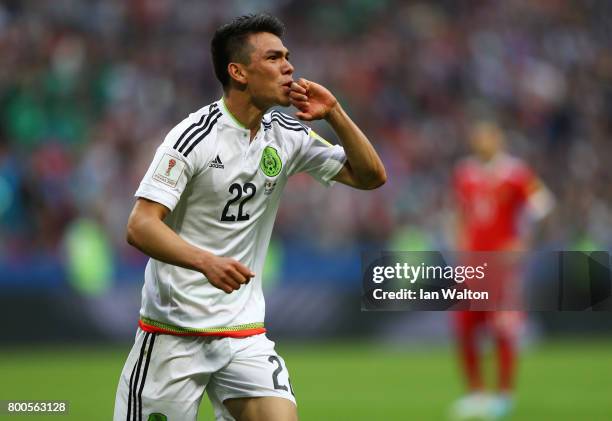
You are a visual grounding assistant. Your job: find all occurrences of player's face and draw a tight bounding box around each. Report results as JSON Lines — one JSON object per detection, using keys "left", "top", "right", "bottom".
{"left": 243, "top": 32, "right": 294, "bottom": 108}
{"left": 470, "top": 123, "right": 504, "bottom": 161}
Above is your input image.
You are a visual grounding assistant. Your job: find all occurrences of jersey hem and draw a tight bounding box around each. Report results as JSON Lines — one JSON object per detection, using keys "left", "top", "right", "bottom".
{"left": 138, "top": 318, "right": 266, "bottom": 338}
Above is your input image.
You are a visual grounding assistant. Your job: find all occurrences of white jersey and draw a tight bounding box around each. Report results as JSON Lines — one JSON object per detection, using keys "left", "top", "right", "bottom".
{"left": 134, "top": 98, "right": 346, "bottom": 337}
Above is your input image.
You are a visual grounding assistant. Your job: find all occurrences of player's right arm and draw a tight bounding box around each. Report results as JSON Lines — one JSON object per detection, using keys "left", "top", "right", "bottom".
{"left": 126, "top": 198, "right": 254, "bottom": 294}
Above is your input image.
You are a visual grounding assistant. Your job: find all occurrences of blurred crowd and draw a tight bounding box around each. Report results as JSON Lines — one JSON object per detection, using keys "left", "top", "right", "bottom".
{"left": 1, "top": 0, "right": 612, "bottom": 274}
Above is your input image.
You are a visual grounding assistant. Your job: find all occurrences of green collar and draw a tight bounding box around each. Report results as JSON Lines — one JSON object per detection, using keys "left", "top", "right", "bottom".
{"left": 221, "top": 97, "right": 248, "bottom": 129}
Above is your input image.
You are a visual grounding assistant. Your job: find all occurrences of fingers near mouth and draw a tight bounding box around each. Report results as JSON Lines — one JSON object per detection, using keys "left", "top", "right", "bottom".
{"left": 290, "top": 100, "right": 308, "bottom": 111}
{"left": 289, "top": 94, "right": 307, "bottom": 102}
{"left": 293, "top": 83, "right": 307, "bottom": 93}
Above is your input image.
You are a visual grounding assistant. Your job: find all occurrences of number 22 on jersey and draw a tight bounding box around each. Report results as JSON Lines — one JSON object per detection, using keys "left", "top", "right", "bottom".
{"left": 220, "top": 182, "right": 257, "bottom": 222}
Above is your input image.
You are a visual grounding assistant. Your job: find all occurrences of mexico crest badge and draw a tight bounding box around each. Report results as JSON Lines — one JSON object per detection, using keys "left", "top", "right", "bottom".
{"left": 260, "top": 146, "right": 282, "bottom": 177}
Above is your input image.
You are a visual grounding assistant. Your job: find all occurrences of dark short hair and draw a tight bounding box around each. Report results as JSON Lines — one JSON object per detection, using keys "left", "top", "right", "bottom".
{"left": 211, "top": 14, "right": 285, "bottom": 87}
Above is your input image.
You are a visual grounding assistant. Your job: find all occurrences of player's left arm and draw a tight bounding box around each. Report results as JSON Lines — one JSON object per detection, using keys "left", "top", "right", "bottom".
{"left": 289, "top": 78, "right": 386, "bottom": 190}
{"left": 524, "top": 177, "right": 555, "bottom": 221}
{"left": 514, "top": 172, "right": 555, "bottom": 250}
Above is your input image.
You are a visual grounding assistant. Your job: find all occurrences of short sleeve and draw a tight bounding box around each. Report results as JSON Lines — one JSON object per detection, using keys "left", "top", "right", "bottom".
{"left": 288, "top": 129, "right": 346, "bottom": 186}
{"left": 135, "top": 120, "right": 203, "bottom": 211}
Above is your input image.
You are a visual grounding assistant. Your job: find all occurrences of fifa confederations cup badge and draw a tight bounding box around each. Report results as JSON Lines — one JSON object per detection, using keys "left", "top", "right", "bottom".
{"left": 260, "top": 146, "right": 282, "bottom": 177}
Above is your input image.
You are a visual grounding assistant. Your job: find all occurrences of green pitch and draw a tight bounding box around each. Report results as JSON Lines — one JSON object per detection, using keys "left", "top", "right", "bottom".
{"left": 0, "top": 340, "right": 610, "bottom": 420}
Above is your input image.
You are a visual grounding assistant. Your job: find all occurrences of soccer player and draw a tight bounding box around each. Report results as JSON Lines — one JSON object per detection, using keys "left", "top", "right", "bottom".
{"left": 113, "top": 14, "right": 386, "bottom": 421}
{"left": 450, "top": 121, "right": 553, "bottom": 420}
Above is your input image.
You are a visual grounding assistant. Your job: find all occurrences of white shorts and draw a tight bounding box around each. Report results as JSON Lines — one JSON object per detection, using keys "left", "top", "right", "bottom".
{"left": 113, "top": 329, "right": 296, "bottom": 421}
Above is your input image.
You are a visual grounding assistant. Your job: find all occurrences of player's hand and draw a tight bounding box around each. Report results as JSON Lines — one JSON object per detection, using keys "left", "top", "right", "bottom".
{"left": 201, "top": 255, "right": 255, "bottom": 294}
{"left": 289, "top": 78, "right": 338, "bottom": 121}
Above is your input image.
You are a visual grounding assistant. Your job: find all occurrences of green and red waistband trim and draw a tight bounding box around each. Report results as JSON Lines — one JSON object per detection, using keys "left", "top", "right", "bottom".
{"left": 138, "top": 317, "right": 266, "bottom": 338}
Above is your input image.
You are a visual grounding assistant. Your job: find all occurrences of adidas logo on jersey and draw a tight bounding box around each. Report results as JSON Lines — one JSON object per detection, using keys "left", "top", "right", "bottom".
{"left": 209, "top": 155, "right": 224, "bottom": 169}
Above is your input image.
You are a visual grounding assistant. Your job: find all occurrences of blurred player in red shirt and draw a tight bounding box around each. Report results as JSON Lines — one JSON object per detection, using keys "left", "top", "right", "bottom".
{"left": 450, "top": 122, "right": 554, "bottom": 420}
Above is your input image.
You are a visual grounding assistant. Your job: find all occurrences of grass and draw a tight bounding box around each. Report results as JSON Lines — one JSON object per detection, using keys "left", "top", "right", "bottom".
{"left": 0, "top": 340, "right": 610, "bottom": 420}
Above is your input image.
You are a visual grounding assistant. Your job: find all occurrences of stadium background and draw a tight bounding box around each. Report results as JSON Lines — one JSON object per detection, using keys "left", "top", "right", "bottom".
{"left": 0, "top": 0, "right": 610, "bottom": 419}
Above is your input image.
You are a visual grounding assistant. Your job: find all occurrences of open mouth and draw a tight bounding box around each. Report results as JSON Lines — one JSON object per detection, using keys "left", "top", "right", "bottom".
{"left": 282, "top": 81, "right": 293, "bottom": 89}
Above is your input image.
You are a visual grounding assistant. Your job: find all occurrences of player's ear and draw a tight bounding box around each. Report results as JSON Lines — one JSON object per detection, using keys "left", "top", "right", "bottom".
{"left": 228, "top": 63, "right": 248, "bottom": 85}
